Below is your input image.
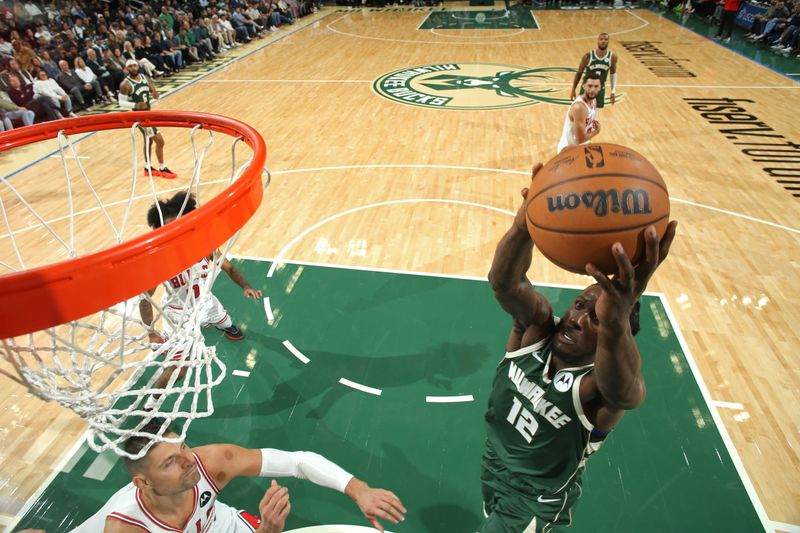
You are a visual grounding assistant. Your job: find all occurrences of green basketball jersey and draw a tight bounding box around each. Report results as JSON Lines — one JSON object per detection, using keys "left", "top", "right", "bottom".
{"left": 484, "top": 328, "right": 603, "bottom": 495}
{"left": 584, "top": 49, "right": 612, "bottom": 85}
{"left": 125, "top": 74, "right": 152, "bottom": 110}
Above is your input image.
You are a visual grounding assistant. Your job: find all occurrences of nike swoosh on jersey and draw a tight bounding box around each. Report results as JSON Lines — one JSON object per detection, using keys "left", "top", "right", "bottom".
{"left": 537, "top": 495, "right": 561, "bottom": 504}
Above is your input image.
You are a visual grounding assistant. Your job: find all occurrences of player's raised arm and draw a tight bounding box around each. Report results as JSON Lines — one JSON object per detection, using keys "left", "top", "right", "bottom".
{"left": 194, "top": 444, "right": 406, "bottom": 531}
{"left": 586, "top": 222, "right": 678, "bottom": 410}
{"left": 570, "top": 52, "right": 590, "bottom": 100}
{"left": 488, "top": 164, "right": 554, "bottom": 347}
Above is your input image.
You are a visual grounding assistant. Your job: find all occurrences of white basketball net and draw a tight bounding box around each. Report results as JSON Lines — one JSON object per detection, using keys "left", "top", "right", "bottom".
{"left": 0, "top": 121, "right": 268, "bottom": 459}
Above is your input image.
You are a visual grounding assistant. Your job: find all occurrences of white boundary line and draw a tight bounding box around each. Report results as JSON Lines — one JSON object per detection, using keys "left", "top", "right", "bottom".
{"left": 327, "top": 9, "right": 648, "bottom": 45}
{"left": 430, "top": 27, "right": 527, "bottom": 37}
{"left": 658, "top": 294, "right": 771, "bottom": 531}
{"left": 338, "top": 377, "right": 382, "bottom": 396}
{"left": 669, "top": 198, "right": 799, "bottom": 234}
{"left": 200, "top": 78, "right": 799, "bottom": 89}
{"left": 198, "top": 79, "right": 373, "bottom": 83}
{"left": 232, "top": 370, "right": 251, "bottom": 377}
{"left": 236, "top": 253, "right": 680, "bottom": 297}
{"left": 3, "top": 163, "right": 797, "bottom": 251}
{"left": 282, "top": 340, "right": 311, "bottom": 364}
{"left": 426, "top": 395, "right": 475, "bottom": 403}
{"left": 770, "top": 521, "right": 800, "bottom": 532}
{"left": 712, "top": 400, "right": 745, "bottom": 410}
{"left": 265, "top": 198, "right": 515, "bottom": 279}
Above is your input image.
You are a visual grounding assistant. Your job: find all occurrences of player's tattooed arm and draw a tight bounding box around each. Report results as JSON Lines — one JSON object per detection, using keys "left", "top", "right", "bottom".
{"left": 221, "top": 259, "right": 262, "bottom": 299}
{"left": 139, "top": 287, "right": 165, "bottom": 343}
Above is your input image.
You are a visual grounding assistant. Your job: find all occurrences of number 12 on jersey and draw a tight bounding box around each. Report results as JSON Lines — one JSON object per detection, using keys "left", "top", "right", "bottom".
{"left": 507, "top": 395, "right": 539, "bottom": 443}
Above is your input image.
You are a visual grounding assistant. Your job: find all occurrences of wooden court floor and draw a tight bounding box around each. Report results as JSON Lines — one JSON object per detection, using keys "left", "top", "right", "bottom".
{"left": 1, "top": 4, "right": 799, "bottom": 532}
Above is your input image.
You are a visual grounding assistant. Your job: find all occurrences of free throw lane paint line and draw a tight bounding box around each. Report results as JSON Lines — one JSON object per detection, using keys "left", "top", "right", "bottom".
{"left": 339, "top": 378, "right": 382, "bottom": 396}
{"left": 282, "top": 340, "right": 310, "bottom": 364}
{"left": 426, "top": 395, "right": 474, "bottom": 403}
{"left": 82, "top": 450, "right": 120, "bottom": 481}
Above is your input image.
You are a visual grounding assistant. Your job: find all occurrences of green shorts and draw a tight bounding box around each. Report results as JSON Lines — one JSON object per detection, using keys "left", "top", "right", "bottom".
{"left": 479, "top": 442, "right": 583, "bottom": 533}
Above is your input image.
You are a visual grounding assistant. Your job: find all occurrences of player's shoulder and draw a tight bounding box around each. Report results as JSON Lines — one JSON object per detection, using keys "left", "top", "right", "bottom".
{"left": 103, "top": 516, "right": 148, "bottom": 533}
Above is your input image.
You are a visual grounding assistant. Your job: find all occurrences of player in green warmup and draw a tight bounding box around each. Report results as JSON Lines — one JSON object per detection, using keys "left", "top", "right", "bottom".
{"left": 478, "top": 164, "right": 677, "bottom": 532}
{"left": 570, "top": 33, "right": 618, "bottom": 112}
{"left": 118, "top": 59, "right": 177, "bottom": 179}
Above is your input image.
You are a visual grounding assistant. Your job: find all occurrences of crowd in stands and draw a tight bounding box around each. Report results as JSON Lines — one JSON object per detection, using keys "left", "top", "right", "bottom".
{"left": 0, "top": 0, "right": 320, "bottom": 131}
{"left": 664, "top": 0, "right": 800, "bottom": 56}
{"left": 744, "top": 0, "right": 800, "bottom": 56}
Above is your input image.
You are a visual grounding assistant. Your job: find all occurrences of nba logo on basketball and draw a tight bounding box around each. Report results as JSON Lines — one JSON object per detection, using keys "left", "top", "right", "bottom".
{"left": 584, "top": 145, "right": 604, "bottom": 168}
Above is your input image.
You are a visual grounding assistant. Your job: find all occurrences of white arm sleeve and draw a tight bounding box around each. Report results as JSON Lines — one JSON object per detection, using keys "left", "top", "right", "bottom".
{"left": 118, "top": 92, "right": 136, "bottom": 109}
{"left": 610, "top": 73, "right": 617, "bottom": 93}
{"left": 260, "top": 448, "right": 353, "bottom": 493}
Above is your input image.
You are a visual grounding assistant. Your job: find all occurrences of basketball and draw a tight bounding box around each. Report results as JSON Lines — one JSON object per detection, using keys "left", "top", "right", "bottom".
{"left": 526, "top": 143, "right": 670, "bottom": 275}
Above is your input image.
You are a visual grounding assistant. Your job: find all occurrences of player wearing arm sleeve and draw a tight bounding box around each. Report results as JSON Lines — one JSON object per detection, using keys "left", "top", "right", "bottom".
{"left": 71, "top": 419, "right": 405, "bottom": 533}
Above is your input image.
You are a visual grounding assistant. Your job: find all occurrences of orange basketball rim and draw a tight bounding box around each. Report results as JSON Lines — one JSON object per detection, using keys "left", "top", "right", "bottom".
{"left": 0, "top": 111, "right": 267, "bottom": 339}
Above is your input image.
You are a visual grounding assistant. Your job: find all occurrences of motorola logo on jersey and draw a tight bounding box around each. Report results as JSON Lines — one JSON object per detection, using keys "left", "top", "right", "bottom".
{"left": 553, "top": 372, "right": 574, "bottom": 393}
{"left": 584, "top": 145, "right": 605, "bottom": 168}
{"left": 200, "top": 491, "right": 212, "bottom": 507}
{"left": 373, "top": 63, "right": 580, "bottom": 110}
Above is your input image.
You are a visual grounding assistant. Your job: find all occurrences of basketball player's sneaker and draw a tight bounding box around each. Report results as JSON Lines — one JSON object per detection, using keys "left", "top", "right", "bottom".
{"left": 220, "top": 324, "right": 244, "bottom": 340}
{"left": 144, "top": 394, "right": 160, "bottom": 411}
{"left": 154, "top": 167, "right": 177, "bottom": 179}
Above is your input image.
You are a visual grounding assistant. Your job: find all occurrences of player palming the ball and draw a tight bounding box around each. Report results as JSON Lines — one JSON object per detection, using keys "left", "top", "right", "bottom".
{"left": 478, "top": 163, "right": 677, "bottom": 532}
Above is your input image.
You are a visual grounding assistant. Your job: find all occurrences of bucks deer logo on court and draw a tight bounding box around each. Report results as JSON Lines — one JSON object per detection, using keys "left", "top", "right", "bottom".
{"left": 584, "top": 145, "right": 605, "bottom": 168}
{"left": 374, "top": 63, "right": 588, "bottom": 110}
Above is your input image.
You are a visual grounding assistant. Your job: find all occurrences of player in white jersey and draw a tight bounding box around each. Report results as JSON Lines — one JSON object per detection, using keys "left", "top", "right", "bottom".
{"left": 557, "top": 71, "right": 602, "bottom": 154}
{"left": 72, "top": 419, "right": 406, "bottom": 533}
{"left": 138, "top": 192, "right": 262, "bottom": 407}
{"left": 139, "top": 191, "right": 262, "bottom": 343}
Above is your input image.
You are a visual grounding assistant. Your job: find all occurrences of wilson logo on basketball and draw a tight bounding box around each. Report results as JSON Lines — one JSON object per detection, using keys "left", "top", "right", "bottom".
{"left": 546, "top": 189, "right": 652, "bottom": 217}
{"left": 373, "top": 63, "right": 581, "bottom": 110}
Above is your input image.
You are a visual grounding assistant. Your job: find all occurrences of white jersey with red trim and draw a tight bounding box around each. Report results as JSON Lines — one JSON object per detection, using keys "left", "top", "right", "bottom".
{"left": 70, "top": 453, "right": 259, "bottom": 533}
{"left": 162, "top": 257, "right": 212, "bottom": 310}
{"left": 557, "top": 96, "right": 597, "bottom": 153}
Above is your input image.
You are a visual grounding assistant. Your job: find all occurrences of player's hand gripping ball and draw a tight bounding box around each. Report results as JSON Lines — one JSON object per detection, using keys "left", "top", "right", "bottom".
{"left": 526, "top": 143, "right": 670, "bottom": 275}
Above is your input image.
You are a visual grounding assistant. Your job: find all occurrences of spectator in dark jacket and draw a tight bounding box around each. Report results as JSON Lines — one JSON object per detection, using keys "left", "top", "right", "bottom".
{"left": 85, "top": 47, "right": 118, "bottom": 92}
{"left": 56, "top": 59, "right": 91, "bottom": 109}
{"left": 6, "top": 73, "right": 60, "bottom": 122}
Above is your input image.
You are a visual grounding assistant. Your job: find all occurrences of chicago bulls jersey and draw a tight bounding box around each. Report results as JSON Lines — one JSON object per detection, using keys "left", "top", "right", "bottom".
{"left": 162, "top": 258, "right": 212, "bottom": 310}
{"left": 74, "top": 453, "right": 228, "bottom": 532}
{"left": 557, "top": 97, "right": 597, "bottom": 153}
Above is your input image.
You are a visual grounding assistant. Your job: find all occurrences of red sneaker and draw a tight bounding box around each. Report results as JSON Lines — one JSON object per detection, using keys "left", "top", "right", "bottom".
{"left": 156, "top": 167, "right": 177, "bottom": 179}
